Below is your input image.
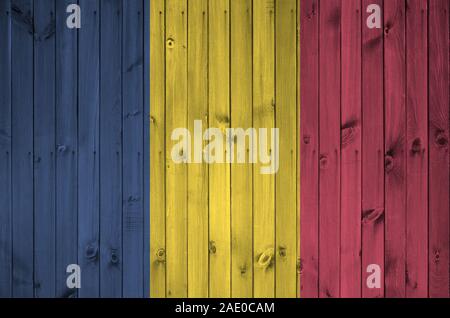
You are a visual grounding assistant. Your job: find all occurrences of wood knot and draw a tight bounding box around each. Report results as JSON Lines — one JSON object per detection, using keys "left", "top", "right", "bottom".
{"left": 411, "top": 138, "right": 422, "bottom": 154}
{"left": 362, "top": 208, "right": 384, "bottom": 224}
{"left": 434, "top": 250, "right": 440, "bottom": 263}
{"left": 435, "top": 131, "right": 448, "bottom": 148}
{"left": 278, "top": 246, "right": 287, "bottom": 257}
{"left": 319, "top": 155, "right": 328, "bottom": 169}
{"left": 57, "top": 145, "right": 67, "bottom": 153}
{"left": 257, "top": 248, "right": 274, "bottom": 268}
{"left": 166, "top": 38, "right": 175, "bottom": 48}
{"left": 303, "top": 135, "right": 311, "bottom": 144}
{"left": 110, "top": 249, "right": 119, "bottom": 264}
{"left": 209, "top": 241, "right": 216, "bottom": 254}
{"left": 341, "top": 119, "right": 359, "bottom": 148}
{"left": 239, "top": 264, "right": 247, "bottom": 275}
{"left": 385, "top": 155, "right": 394, "bottom": 172}
{"left": 85, "top": 243, "right": 98, "bottom": 260}
{"left": 156, "top": 248, "right": 166, "bottom": 262}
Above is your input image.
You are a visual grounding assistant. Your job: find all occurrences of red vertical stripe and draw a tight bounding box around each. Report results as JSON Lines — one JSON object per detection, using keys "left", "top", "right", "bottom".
{"left": 319, "top": 0, "right": 341, "bottom": 298}
{"left": 405, "top": 0, "right": 428, "bottom": 298}
{"left": 384, "top": 0, "right": 407, "bottom": 298}
{"left": 300, "top": 0, "right": 319, "bottom": 298}
{"left": 362, "top": 0, "right": 385, "bottom": 298}
{"left": 428, "top": 0, "right": 450, "bottom": 298}
{"left": 340, "top": 0, "right": 362, "bottom": 298}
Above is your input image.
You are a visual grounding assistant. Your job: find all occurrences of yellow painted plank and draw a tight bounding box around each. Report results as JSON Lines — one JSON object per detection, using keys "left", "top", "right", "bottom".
{"left": 187, "top": 0, "right": 209, "bottom": 298}
{"left": 150, "top": 0, "right": 166, "bottom": 298}
{"left": 253, "top": 0, "right": 276, "bottom": 298}
{"left": 165, "top": 0, "right": 188, "bottom": 298}
{"left": 275, "top": 0, "right": 298, "bottom": 298}
{"left": 230, "top": 0, "right": 253, "bottom": 298}
{"left": 208, "top": 0, "right": 231, "bottom": 298}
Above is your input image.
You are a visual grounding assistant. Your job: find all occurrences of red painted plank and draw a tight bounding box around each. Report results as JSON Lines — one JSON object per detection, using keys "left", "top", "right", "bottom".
{"left": 362, "top": 0, "right": 385, "bottom": 298}
{"left": 340, "top": 0, "right": 361, "bottom": 298}
{"left": 405, "top": 0, "right": 428, "bottom": 298}
{"left": 319, "top": 0, "right": 341, "bottom": 298}
{"left": 300, "top": 0, "right": 319, "bottom": 298}
{"left": 384, "top": 0, "right": 407, "bottom": 298}
{"left": 428, "top": 0, "right": 449, "bottom": 298}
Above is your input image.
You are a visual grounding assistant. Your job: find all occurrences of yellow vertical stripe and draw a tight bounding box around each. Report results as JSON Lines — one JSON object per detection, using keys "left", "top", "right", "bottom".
{"left": 165, "top": 0, "right": 188, "bottom": 298}
{"left": 230, "top": 0, "right": 253, "bottom": 298}
{"left": 275, "top": 0, "right": 298, "bottom": 298}
{"left": 150, "top": 0, "right": 166, "bottom": 298}
{"left": 208, "top": 0, "right": 231, "bottom": 298}
{"left": 187, "top": 0, "right": 209, "bottom": 298}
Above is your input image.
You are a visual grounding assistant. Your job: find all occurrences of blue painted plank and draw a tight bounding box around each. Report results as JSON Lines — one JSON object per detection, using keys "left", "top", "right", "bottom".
{"left": 55, "top": 0, "right": 79, "bottom": 298}
{"left": 33, "top": 0, "right": 56, "bottom": 298}
{"left": 78, "top": 0, "right": 100, "bottom": 298}
{"left": 143, "top": 0, "right": 150, "bottom": 298}
{"left": 11, "top": 0, "right": 34, "bottom": 298}
{"left": 122, "top": 0, "right": 144, "bottom": 297}
{"left": 100, "top": 0, "right": 123, "bottom": 298}
{"left": 0, "top": 0, "right": 12, "bottom": 298}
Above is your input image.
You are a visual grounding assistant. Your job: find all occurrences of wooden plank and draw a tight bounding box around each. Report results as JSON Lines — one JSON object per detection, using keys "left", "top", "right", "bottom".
{"left": 55, "top": 0, "right": 78, "bottom": 298}
{"left": 340, "top": 0, "right": 361, "bottom": 298}
{"left": 230, "top": 0, "right": 252, "bottom": 298}
{"left": 149, "top": 0, "right": 166, "bottom": 298}
{"left": 318, "top": 0, "right": 341, "bottom": 298}
{"left": 11, "top": 0, "right": 34, "bottom": 298}
{"left": 296, "top": 0, "right": 301, "bottom": 298}
{"left": 405, "top": 0, "right": 428, "bottom": 298}
{"left": 187, "top": 0, "right": 209, "bottom": 298}
{"left": 253, "top": 0, "right": 275, "bottom": 298}
{"left": 33, "top": 0, "right": 56, "bottom": 298}
{"left": 428, "top": 0, "right": 449, "bottom": 298}
{"left": 122, "top": 0, "right": 144, "bottom": 297}
{"left": 143, "top": 0, "right": 151, "bottom": 298}
{"left": 208, "top": 0, "right": 231, "bottom": 298}
{"left": 300, "top": 0, "right": 319, "bottom": 298}
{"left": 78, "top": 0, "right": 100, "bottom": 298}
{"left": 275, "top": 0, "right": 298, "bottom": 298}
{"left": 100, "top": 0, "right": 122, "bottom": 297}
{"left": 0, "top": 0, "right": 12, "bottom": 298}
{"left": 361, "top": 0, "right": 384, "bottom": 298}
{"left": 165, "top": 0, "right": 188, "bottom": 298}
{"left": 384, "top": 0, "right": 406, "bottom": 298}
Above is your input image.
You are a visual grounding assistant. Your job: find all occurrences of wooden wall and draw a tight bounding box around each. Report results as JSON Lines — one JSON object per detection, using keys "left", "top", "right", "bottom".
{"left": 300, "top": 0, "right": 449, "bottom": 298}
{"left": 0, "top": 0, "right": 150, "bottom": 298}
{"left": 150, "top": 0, "right": 300, "bottom": 298}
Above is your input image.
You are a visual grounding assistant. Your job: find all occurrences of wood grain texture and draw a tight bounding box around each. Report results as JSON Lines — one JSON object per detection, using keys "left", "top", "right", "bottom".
{"left": 150, "top": 0, "right": 299, "bottom": 298}
{"left": 318, "top": 0, "right": 341, "bottom": 298}
{"left": 165, "top": 0, "right": 188, "bottom": 298}
{"left": 428, "top": 0, "right": 449, "bottom": 298}
{"left": 100, "top": 0, "right": 122, "bottom": 298}
{"left": 0, "top": 0, "right": 12, "bottom": 298}
{"left": 230, "top": 0, "right": 253, "bottom": 298}
{"left": 78, "top": 0, "right": 100, "bottom": 298}
{"left": 301, "top": 0, "right": 449, "bottom": 298}
{"left": 0, "top": 0, "right": 149, "bottom": 298}
{"left": 275, "top": 0, "right": 298, "bottom": 298}
{"left": 11, "top": 0, "right": 34, "bottom": 298}
{"left": 405, "top": 0, "right": 428, "bottom": 298}
{"left": 187, "top": 0, "right": 209, "bottom": 298}
{"left": 361, "top": 0, "right": 385, "bottom": 299}
{"left": 55, "top": 0, "right": 78, "bottom": 298}
{"left": 340, "top": 0, "right": 361, "bottom": 298}
{"left": 122, "top": 0, "right": 145, "bottom": 298}
{"left": 300, "top": 0, "right": 319, "bottom": 298}
{"left": 253, "top": 0, "right": 276, "bottom": 298}
{"left": 33, "top": 0, "right": 56, "bottom": 298}
{"left": 384, "top": 0, "right": 406, "bottom": 298}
